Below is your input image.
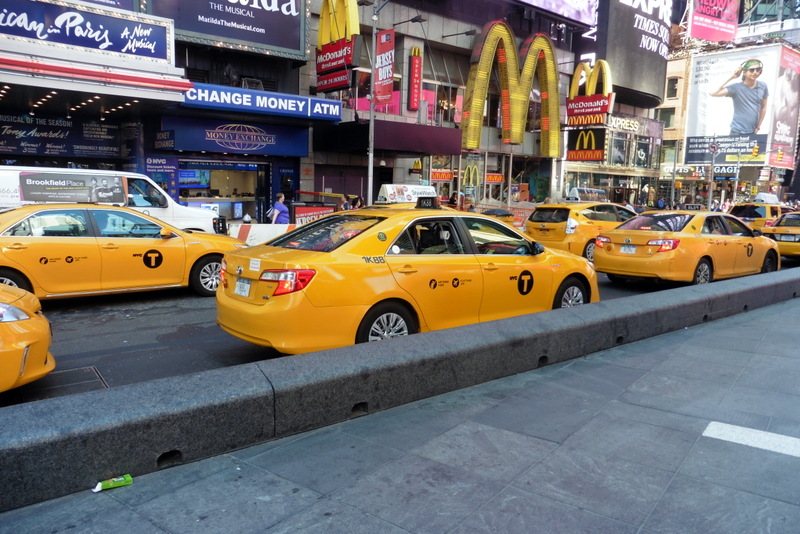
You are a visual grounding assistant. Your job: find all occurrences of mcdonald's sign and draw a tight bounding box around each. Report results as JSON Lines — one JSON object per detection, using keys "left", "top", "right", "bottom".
{"left": 461, "top": 165, "right": 481, "bottom": 186}
{"left": 316, "top": 0, "right": 362, "bottom": 82}
{"left": 567, "top": 129, "right": 606, "bottom": 161}
{"left": 566, "top": 60, "right": 615, "bottom": 126}
{"left": 461, "top": 21, "right": 560, "bottom": 157}
{"left": 431, "top": 170, "right": 453, "bottom": 182}
{"left": 408, "top": 46, "right": 423, "bottom": 111}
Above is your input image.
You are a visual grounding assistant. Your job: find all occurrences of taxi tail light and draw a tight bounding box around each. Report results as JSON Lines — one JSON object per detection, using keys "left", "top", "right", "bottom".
{"left": 220, "top": 258, "right": 228, "bottom": 287}
{"left": 647, "top": 238, "right": 680, "bottom": 252}
{"left": 261, "top": 269, "right": 316, "bottom": 296}
{"left": 565, "top": 217, "right": 579, "bottom": 234}
{"left": 595, "top": 235, "right": 611, "bottom": 248}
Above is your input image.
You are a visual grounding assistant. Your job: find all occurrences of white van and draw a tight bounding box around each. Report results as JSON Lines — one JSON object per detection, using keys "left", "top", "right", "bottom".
{"left": 0, "top": 167, "right": 222, "bottom": 234}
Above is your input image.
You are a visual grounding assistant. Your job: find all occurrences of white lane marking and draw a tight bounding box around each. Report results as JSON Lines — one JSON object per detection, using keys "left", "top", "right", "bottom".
{"left": 703, "top": 422, "right": 800, "bottom": 458}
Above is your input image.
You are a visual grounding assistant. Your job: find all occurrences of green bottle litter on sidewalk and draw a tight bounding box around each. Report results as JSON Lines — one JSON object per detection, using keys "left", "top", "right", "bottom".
{"left": 92, "top": 474, "right": 133, "bottom": 493}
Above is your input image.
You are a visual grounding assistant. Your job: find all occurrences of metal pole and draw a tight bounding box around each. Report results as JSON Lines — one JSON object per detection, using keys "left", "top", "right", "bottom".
{"left": 734, "top": 151, "right": 740, "bottom": 203}
{"left": 367, "top": 8, "right": 377, "bottom": 206}
{"left": 670, "top": 141, "right": 679, "bottom": 208}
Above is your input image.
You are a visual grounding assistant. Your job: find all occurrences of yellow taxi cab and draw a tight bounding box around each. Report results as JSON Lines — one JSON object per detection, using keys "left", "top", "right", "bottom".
{"left": 594, "top": 210, "right": 780, "bottom": 284}
{"left": 728, "top": 202, "right": 784, "bottom": 230}
{"left": 0, "top": 204, "right": 246, "bottom": 299}
{"left": 217, "top": 203, "right": 599, "bottom": 354}
{"left": 523, "top": 202, "right": 636, "bottom": 261}
{"left": 0, "top": 284, "right": 54, "bottom": 392}
{"left": 760, "top": 212, "right": 800, "bottom": 257}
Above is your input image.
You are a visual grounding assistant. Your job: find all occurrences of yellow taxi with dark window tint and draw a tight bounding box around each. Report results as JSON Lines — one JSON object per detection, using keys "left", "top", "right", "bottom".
{"left": 0, "top": 204, "right": 245, "bottom": 299}
{"left": 216, "top": 205, "right": 599, "bottom": 354}
{"left": 760, "top": 212, "right": 800, "bottom": 257}
{"left": 594, "top": 210, "right": 779, "bottom": 284}
{"left": 523, "top": 202, "right": 637, "bottom": 261}
{"left": 0, "top": 284, "right": 54, "bottom": 392}
{"left": 728, "top": 202, "right": 784, "bottom": 230}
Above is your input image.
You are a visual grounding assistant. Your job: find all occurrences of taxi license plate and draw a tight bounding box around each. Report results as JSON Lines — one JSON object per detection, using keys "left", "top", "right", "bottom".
{"left": 234, "top": 277, "right": 251, "bottom": 297}
{"left": 620, "top": 244, "right": 637, "bottom": 254}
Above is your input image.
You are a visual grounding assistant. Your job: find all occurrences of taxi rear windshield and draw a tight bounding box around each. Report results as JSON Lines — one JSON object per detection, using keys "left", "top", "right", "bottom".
{"left": 776, "top": 214, "right": 800, "bottom": 227}
{"left": 730, "top": 205, "right": 766, "bottom": 218}
{"left": 617, "top": 213, "right": 693, "bottom": 232}
{"left": 268, "top": 214, "right": 385, "bottom": 252}
{"left": 528, "top": 208, "right": 569, "bottom": 223}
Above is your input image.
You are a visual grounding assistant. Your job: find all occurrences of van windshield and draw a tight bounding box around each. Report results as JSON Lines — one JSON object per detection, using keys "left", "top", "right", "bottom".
{"left": 127, "top": 178, "right": 167, "bottom": 208}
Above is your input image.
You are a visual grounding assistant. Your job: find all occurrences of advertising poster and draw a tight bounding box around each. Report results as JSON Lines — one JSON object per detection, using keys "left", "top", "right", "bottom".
{"left": 0, "top": 114, "right": 120, "bottom": 159}
{"left": 150, "top": 0, "right": 304, "bottom": 59}
{"left": 686, "top": 45, "right": 784, "bottom": 165}
{"left": 768, "top": 46, "right": 800, "bottom": 168}
{"left": 374, "top": 29, "right": 395, "bottom": 104}
{"left": 689, "top": 0, "right": 740, "bottom": 43}
{"left": 19, "top": 172, "right": 126, "bottom": 203}
{"left": 3, "top": 0, "right": 169, "bottom": 60}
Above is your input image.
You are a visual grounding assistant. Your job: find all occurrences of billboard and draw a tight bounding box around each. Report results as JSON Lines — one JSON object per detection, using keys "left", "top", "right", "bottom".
{"left": 576, "top": 0, "right": 672, "bottom": 108}
{"left": 515, "top": 0, "right": 598, "bottom": 27}
{"left": 689, "top": 0, "right": 739, "bottom": 42}
{"left": 686, "top": 44, "right": 800, "bottom": 168}
{"left": 150, "top": 0, "right": 306, "bottom": 59}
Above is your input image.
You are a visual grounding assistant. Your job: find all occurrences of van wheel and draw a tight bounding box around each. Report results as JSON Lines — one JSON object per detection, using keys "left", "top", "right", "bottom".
{"left": 552, "top": 276, "right": 587, "bottom": 308}
{"left": 0, "top": 268, "right": 33, "bottom": 293}
{"left": 356, "top": 302, "right": 417, "bottom": 343}
{"left": 692, "top": 259, "right": 713, "bottom": 284}
{"left": 190, "top": 255, "right": 222, "bottom": 297}
{"left": 583, "top": 240, "right": 596, "bottom": 262}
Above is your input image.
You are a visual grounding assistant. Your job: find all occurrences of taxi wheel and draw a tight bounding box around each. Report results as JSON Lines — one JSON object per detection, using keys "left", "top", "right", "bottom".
{"left": 692, "top": 259, "right": 713, "bottom": 285}
{"left": 0, "top": 268, "right": 32, "bottom": 293}
{"left": 583, "top": 240, "right": 596, "bottom": 262}
{"left": 552, "top": 276, "right": 587, "bottom": 308}
{"left": 189, "top": 255, "right": 222, "bottom": 297}
{"left": 761, "top": 251, "right": 778, "bottom": 273}
{"left": 356, "top": 302, "right": 418, "bottom": 343}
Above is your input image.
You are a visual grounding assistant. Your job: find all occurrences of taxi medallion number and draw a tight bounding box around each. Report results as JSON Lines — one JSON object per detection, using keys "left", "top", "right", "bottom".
{"left": 235, "top": 277, "right": 251, "bottom": 297}
{"left": 620, "top": 245, "right": 636, "bottom": 255}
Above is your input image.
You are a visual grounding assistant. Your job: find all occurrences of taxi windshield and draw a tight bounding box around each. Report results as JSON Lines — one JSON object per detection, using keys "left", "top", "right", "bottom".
{"left": 269, "top": 214, "right": 385, "bottom": 252}
{"left": 617, "top": 213, "right": 693, "bottom": 232}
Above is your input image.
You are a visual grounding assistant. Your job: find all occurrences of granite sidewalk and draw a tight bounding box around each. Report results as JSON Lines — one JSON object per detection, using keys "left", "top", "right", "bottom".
{"left": 2, "top": 298, "right": 800, "bottom": 533}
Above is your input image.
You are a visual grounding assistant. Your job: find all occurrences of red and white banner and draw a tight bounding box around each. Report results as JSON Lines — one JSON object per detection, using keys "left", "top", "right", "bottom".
{"left": 407, "top": 51, "right": 422, "bottom": 111}
{"left": 689, "top": 0, "right": 740, "bottom": 43}
{"left": 374, "top": 29, "right": 395, "bottom": 104}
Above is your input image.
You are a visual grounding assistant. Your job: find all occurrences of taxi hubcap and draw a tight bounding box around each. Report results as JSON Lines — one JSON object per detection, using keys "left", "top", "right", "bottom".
{"left": 200, "top": 262, "right": 221, "bottom": 291}
{"left": 561, "top": 286, "right": 585, "bottom": 307}
{"left": 368, "top": 313, "right": 409, "bottom": 341}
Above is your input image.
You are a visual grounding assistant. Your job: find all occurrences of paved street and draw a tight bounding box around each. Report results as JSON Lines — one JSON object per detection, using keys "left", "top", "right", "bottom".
{"left": 3, "top": 297, "right": 800, "bottom": 533}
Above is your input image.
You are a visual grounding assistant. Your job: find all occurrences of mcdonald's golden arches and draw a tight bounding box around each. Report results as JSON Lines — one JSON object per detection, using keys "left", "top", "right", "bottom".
{"left": 460, "top": 21, "right": 560, "bottom": 157}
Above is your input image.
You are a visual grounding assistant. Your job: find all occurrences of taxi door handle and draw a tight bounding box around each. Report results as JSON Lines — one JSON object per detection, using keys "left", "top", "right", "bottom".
{"left": 483, "top": 263, "right": 499, "bottom": 271}
{"left": 101, "top": 243, "right": 120, "bottom": 250}
{"left": 6, "top": 243, "right": 27, "bottom": 250}
{"left": 397, "top": 265, "right": 418, "bottom": 274}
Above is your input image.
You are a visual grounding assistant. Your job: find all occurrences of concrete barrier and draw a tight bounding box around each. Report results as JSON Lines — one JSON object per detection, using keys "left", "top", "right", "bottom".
{"left": 1, "top": 269, "right": 799, "bottom": 511}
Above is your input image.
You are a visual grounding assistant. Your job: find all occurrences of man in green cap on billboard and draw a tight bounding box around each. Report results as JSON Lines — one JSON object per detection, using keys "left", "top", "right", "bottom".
{"left": 711, "top": 58, "right": 769, "bottom": 135}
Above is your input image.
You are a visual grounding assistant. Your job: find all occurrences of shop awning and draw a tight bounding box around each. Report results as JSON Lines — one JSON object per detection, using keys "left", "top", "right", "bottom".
{"left": 314, "top": 120, "right": 463, "bottom": 155}
{"left": 0, "top": 51, "right": 192, "bottom": 102}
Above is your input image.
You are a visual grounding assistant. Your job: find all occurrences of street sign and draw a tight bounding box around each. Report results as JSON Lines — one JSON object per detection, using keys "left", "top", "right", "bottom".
{"left": 708, "top": 142, "right": 718, "bottom": 153}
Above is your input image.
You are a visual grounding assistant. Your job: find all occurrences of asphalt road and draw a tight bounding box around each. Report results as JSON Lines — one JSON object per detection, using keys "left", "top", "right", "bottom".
{"left": 2, "top": 261, "right": 797, "bottom": 408}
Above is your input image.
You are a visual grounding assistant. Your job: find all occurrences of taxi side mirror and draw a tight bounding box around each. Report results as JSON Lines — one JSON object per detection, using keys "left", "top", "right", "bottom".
{"left": 532, "top": 242, "right": 545, "bottom": 255}
{"left": 160, "top": 228, "right": 174, "bottom": 239}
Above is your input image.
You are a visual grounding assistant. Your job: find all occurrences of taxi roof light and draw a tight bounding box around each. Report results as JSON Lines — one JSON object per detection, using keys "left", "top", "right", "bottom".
{"left": 647, "top": 238, "right": 680, "bottom": 252}
{"left": 261, "top": 269, "right": 316, "bottom": 295}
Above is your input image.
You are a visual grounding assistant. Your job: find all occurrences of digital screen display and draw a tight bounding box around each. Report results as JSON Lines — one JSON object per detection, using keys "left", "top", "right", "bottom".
{"left": 178, "top": 170, "right": 210, "bottom": 189}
